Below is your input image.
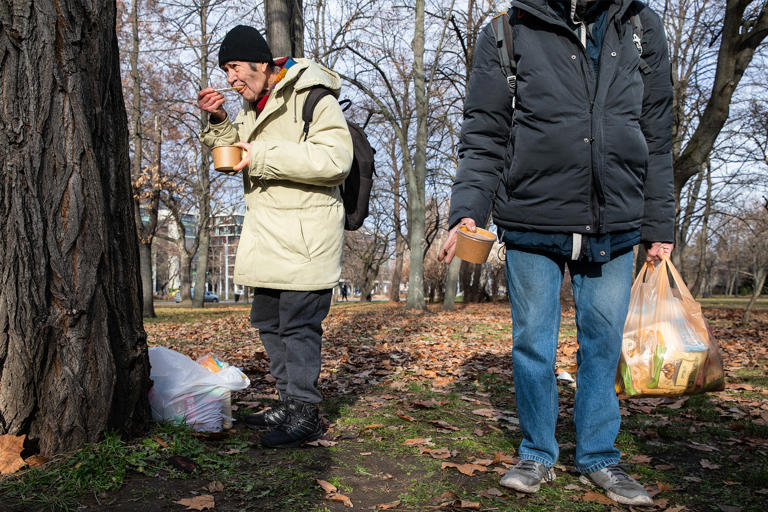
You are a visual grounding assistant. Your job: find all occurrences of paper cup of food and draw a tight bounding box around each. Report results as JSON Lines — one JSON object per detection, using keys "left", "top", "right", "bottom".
{"left": 455, "top": 226, "right": 496, "bottom": 264}
{"left": 212, "top": 145, "right": 244, "bottom": 172}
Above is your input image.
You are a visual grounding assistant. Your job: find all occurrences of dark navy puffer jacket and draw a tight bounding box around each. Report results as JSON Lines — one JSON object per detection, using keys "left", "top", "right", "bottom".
{"left": 449, "top": 0, "right": 675, "bottom": 242}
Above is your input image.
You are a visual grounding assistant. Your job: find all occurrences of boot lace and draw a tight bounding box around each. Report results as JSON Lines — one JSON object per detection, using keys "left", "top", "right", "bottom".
{"left": 603, "top": 465, "right": 633, "bottom": 483}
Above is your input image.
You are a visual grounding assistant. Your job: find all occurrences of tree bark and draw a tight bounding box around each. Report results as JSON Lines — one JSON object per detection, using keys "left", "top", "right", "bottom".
{"left": 0, "top": 0, "right": 151, "bottom": 455}
{"left": 442, "top": 257, "right": 461, "bottom": 311}
{"left": 266, "top": 0, "right": 304, "bottom": 58}
{"left": 406, "top": 0, "right": 427, "bottom": 311}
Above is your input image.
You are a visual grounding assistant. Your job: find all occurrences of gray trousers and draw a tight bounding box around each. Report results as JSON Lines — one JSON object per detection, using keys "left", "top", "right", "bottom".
{"left": 249, "top": 288, "right": 331, "bottom": 404}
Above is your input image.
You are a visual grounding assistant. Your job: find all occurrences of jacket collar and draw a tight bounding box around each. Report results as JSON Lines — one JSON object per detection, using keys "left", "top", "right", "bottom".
{"left": 511, "top": 0, "right": 633, "bottom": 26}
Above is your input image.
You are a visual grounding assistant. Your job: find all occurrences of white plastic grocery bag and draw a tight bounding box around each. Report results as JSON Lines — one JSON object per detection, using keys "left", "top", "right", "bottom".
{"left": 616, "top": 257, "right": 724, "bottom": 397}
{"left": 148, "top": 346, "right": 250, "bottom": 431}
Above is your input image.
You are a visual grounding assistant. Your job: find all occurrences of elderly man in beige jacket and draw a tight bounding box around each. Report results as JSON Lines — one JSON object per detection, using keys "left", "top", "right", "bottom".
{"left": 198, "top": 25, "right": 352, "bottom": 448}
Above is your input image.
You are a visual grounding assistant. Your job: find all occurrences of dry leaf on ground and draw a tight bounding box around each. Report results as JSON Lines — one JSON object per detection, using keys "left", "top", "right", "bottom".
{"left": 207, "top": 481, "right": 224, "bottom": 493}
{"left": 317, "top": 479, "right": 353, "bottom": 508}
{"left": 441, "top": 462, "right": 488, "bottom": 476}
{"left": 175, "top": 494, "right": 215, "bottom": 510}
{"left": 582, "top": 491, "right": 615, "bottom": 505}
{"left": 402, "top": 437, "right": 433, "bottom": 446}
{"left": 699, "top": 459, "right": 721, "bottom": 469}
{"left": 376, "top": 501, "right": 401, "bottom": 510}
{"left": 23, "top": 454, "right": 48, "bottom": 469}
{"left": 0, "top": 434, "right": 27, "bottom": 475}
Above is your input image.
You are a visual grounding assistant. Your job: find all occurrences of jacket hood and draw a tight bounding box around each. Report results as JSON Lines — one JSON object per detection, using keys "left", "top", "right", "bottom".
{"left": 512, "top": 0, "right": 629, "bottom": 24}
{"left": 273, "top": 58, "right": 343, "bottom": 96}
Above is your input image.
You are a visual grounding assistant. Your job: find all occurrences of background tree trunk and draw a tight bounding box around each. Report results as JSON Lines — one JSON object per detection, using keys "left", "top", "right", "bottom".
{"left": 266, "top": 0, "right": 304, "bottom": 58}
{"left": 0, "top": 0, "right": 151, "bottom": 455}
{"left": 406, "top": 0, "right": 427, "bottom": 310}
{"left": 442, "top": 258, "right": 461, "bottom": 311}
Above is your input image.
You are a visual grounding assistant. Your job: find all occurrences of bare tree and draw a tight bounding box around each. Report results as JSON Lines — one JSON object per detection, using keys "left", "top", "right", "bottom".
{"left": 671, "top": 1, "right": 768, "bottom": 199}
{"left": 0, "top": 0, "right": 151, "bottom": 454}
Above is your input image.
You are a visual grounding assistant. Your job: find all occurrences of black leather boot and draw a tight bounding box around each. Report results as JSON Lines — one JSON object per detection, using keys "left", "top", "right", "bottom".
{"left": 260, "top": 398, "right": 323, "bottom": 448}
{"left": 245, "top": 400, "right": 288, "bottom": 429}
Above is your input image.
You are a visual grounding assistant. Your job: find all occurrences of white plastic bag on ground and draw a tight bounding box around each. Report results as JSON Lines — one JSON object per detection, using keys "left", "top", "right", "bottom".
{"left": 148, "top": 346, "right": 250, "bottom": 431}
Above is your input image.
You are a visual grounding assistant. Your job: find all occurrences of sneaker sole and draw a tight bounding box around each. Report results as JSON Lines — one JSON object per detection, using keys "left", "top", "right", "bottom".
{"left": 578, "top": 475, "right": 654, "bottom": 506}
{"left": 499, "top": 477, "right": 541, "bottom": 493}
{"left": 500, "top": 471, "right": 555, "bottom": 493}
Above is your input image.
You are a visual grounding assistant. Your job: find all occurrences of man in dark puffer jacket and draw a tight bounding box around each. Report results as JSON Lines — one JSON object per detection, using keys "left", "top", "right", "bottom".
{"left": 439, "top": 0, "right": 674, "bottom": 506}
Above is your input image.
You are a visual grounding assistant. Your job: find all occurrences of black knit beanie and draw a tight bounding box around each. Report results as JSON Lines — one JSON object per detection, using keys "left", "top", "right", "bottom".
{"left": 218, "top": 25, "right": 273, "bottom": 67}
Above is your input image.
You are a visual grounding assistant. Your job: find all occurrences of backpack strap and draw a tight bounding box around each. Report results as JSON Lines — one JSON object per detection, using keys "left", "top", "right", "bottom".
{"left": 493, "top": 10, "right": 517, "bottom": 107}
{"left": 630, "top": 12, "right": 652, "bottom": 75}
{"left": 302, "top": 87, "right": 335, "bottom": 141}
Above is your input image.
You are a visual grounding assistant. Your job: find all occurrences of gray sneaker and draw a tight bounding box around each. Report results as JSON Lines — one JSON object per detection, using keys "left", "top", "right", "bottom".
{"left": 499, "top": 459, "right": 556, "bottom": 493}
{"left": 579, "top": 465, "right": 654, "bottom": 506}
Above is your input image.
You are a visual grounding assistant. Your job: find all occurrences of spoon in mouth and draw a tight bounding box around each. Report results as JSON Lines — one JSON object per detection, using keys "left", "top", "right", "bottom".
{"left": 211, "top": 85, "right": 244, "bottom": 93}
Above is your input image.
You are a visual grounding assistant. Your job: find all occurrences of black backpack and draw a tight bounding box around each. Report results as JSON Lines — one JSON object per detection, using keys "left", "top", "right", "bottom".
{"left": 302, "top": 88, "right": 375, "bottom": 231}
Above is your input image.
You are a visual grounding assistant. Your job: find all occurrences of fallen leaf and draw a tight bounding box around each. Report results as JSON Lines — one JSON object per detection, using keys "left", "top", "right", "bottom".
{"left": 492, "top": 452, "right": 515, "bottom": 464}
{"left": 666, "top": 398, "right": 688, "bottom": 410}
{"left": 441, "top": 462, "right": 488, "bottom": 476}
{"left": 699, "top": 459, "right": 721, "bottom": 469}
{"left": 583, "top": 491, "right": 616, "bottom": 505}
{"left": 629, "top": 454, "right": 653, "bottom": 463}
{"left": 207, "top": 481, "right": 224, "bottom": 493}
{"left": 376, "top": 501, "right": 401, "bottom": 510}
{"left": 470, "top": 458, "right": 493, "bottom": 466}
{"left": 175, "top": 494, "right": 215, "bottom": 510}
{"left": 167, "top": 455, "right": 199, "bottom": 474}
{"left": 317, "top": 480, "right": 338, "bottom": 493}
{"left": 403, "top": 438, "right": 433, "bottom": 446}
{"left": 483, "top": 487, "right": 504, "bottom": 497}
{"left": 328, "top": 492, "right": 354, "bottom": 508}
{"left": 564, "top": 484, "right": 583, "bottom": 491}
{"left": 657, "top": 481, "right": 671, "bottom": 492}
{"left": 364, "top": 424, "right": 385, "bottom": 430}
{"left": 457, "top": 500, "right": 480, "bottom": 509}
{"left": 23, "top": 455, "right": 48, "bottom": 469}
{"left": 431, "top": 420, "right": 459, "bottom": 431}
{"left": 472, "top": 408, "right": 497, "bottom": 417}
{"left": 306, "top": 439, "right": 337, "bottom": 447}
{"left": 420, "top": 447, "right": 453, "bottom": 459}
{"left": 153, "top": 437, "right": 169, "bottom": 448}
{"left": 396, "top": 412, "right": 418, "bottom": 422}
{"left": 0, "top": 434, "right": 27, "bottom": 475}
{"left": 663, "top": 506, "right": 687, "bottom": 512}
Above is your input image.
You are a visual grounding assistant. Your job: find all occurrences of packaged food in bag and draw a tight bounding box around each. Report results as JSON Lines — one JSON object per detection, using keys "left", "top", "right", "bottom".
{"left": 148, "top": 347, "right": 250, "bottom": 431}
{"left": 616, "top": 257, "right": 724, "bottom": 397}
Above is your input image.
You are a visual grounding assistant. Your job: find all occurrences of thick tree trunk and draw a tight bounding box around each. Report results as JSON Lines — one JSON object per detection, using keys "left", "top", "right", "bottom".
{"left": 390, "top": 234, "right": 404, "bottom": 303}
{"left": 0, "top": 0, "right": 151, "bottom": 455}
{"left": 442, "top": 257, "right": 461, "bottom": 311}
{"left": 266, "top": 0, "right": 304, "bottom": 58}
{"left": 406, "top": 0, "right": 427, "bottom": 311}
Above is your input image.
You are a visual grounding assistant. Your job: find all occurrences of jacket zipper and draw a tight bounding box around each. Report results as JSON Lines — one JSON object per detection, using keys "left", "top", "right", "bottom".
{"left": 513, "top": 2, "right": 628, "bottom": 232}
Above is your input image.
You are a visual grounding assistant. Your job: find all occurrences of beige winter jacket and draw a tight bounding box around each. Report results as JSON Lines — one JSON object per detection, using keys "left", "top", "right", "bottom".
{"left": 200, "top": 59, "right": 353, "bottom": 290}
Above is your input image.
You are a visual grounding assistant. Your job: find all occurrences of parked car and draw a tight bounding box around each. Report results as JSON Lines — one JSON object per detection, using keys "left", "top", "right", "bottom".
{"left": 174, "top": 290, "right": 219, "bottom": 303}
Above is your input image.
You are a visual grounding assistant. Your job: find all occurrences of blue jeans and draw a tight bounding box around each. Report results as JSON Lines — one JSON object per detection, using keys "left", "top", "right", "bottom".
{"left": 504, "top": 248, "right": 633, "bottom": 473}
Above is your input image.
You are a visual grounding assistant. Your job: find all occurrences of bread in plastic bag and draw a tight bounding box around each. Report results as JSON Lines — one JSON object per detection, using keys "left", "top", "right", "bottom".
{"left": 148, "top": 346, "right": 250, "bottom": 431}
{"left": 616, "top": 256, "right": 724, "bottom": 397}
